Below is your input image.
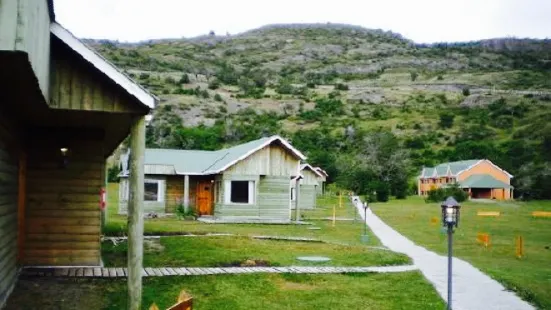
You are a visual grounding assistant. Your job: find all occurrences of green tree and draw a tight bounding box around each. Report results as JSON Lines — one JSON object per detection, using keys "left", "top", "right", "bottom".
{"left": 179, "top": 74, "right": 190, "bottom": 84}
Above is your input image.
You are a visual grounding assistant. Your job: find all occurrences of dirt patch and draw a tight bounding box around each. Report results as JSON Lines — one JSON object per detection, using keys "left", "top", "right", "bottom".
{"left": 276, "top": 279, "right": 316, "bottom": 291}
{"left": 5, "top": 277, "right": 108, "bottom": 310}
{"left": 144, "top": 239, "right": 165, "bottom": 253}
{"left": 220, "top": 259, "right": 272, "bottom": 267}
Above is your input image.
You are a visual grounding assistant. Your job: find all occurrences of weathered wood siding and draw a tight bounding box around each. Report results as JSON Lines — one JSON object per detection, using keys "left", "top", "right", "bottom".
{"left": 0, "top": 116, "right": 19, "bottom": 306}
{"left": 49, "top": 37, "right": 144, "bottom": 114}
{"left": 301, "top": 169, "right": 319, "bottom": 186}
{"left": 166, "top": 176, "right": 184, "bottom": 213}
{"left": 0, "top": 0, "right": 51, "bottom": 99}
{"left": 257, "top": 176, "right": 291, "bottom": 219}
{"left": 298, "top": 184, "right": 317, "bottom": 210}
{"left": 214, "top": 175, "right": 290, "bottom": 220}
{"left": 225, "top": 143, "right": 299, "bottom": 177}
{"left": 214, "top": 175, "right": 259, "bottom": 218}
{"left": 24, "top": 138, "right": 103, "bottom": 266}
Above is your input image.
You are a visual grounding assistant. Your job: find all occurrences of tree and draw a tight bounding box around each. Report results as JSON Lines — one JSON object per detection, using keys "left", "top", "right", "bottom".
{"left": 462, "top": 88, "right": 470, "bottom": 96}
{"left": 439, "top": 112, "right": 455, "bottom": 128}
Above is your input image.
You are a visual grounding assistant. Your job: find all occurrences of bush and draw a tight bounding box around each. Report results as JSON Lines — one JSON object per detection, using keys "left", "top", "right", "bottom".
{"left": 164, "top": 76, "right": 176, "bottom": 85}
{"left": 410, "top": 72, "right": 418, "bottom": 81}
{"left": 139, "top": 73, "right": 150, "bottom": 80}
{"left": 335, "top": 83, "right": 349, "bottom": 91}
{"left": 179, "top": 74, "right": 190, "bottom": 84}
{"left": 462, "top": 88, "right": 470, "bottom": 96}
{"left": 439, "top": 112, "right": 455, "bottom": 128}
{"left": 200, "top": 90, "right": 210, "bottom": 98}
{"left": 107, "top": 166, "right": 120, "bottom": 183}
{"left": 437, "top": 75, "right": 444, "bottom": 80}
{"left": 425, "top": 184, "right": 468, "bottom": 203}
{"left": 214, "top": 93, "right": 223, "bottom": 102}
{"left": 208, "top": 79, "right": 220, "bottom": 90}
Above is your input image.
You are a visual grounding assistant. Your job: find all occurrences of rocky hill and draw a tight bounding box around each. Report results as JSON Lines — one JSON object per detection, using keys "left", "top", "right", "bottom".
{"left": 91, "top": 24, "right": 551, "bottom": 199}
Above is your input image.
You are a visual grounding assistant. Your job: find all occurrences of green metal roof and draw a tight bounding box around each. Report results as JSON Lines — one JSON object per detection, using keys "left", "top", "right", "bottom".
{"left": 141, "top": 135, "right": 306, "bottom": 175}
{"left": 420, "top": 160, "right": 482, "bottom": 178}
{"left": 459, "top": 174, "right": 512, "bottom": 189}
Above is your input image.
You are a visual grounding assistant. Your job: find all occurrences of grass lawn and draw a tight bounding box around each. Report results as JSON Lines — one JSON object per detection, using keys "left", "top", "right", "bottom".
{"left": 7, "top": 272, "right": 446, "bottom": 310}
{"left": 102, "top": 236, "right": 410, "bottom": 267}
{"left": 371, "top": 197, "right": 551, "bottom": 309}
{"left": 92, "top": 183, "right": 446, "bottom": 309}
{"left": 105, "top": 183, "right": 378, "bottom": 247}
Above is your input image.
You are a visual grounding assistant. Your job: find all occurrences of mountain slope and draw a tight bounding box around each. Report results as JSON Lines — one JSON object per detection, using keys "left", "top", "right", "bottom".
{"left": 91, "top": 24, "right": 551, "bottom": 199}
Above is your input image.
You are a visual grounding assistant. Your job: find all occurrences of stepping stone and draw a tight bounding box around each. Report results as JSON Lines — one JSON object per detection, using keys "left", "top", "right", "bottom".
{"left": 296, "top": 256, "right": 331, "bottom": 262}
{"left": 307, "top": 227, "right": 321, "bottom": 230}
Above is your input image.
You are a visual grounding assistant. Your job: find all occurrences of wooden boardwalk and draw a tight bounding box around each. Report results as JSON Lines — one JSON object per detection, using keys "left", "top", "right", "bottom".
{"left": 20, "top": 265, "right": 417, "bottom": 278}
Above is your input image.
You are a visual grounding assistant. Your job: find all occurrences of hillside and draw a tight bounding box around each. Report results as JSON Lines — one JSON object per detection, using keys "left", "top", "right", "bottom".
{"left": 91, "top": 24, "right": 551, "bottom": 199}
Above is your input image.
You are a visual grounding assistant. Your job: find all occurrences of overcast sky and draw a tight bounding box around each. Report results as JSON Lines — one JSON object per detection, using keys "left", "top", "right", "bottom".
{"left": 55, "top": 0, "right": 551, "bottom": 43}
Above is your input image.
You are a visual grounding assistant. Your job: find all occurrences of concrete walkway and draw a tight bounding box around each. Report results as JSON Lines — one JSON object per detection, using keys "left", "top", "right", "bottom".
{"left": 352, "top": 196, "right": 534, "bottom": 310}
{"left": 21, "top": 265, "right": 417, "bottom": 278}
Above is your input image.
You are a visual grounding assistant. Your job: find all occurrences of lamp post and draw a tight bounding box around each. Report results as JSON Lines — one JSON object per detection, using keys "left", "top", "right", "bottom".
{"left": 361, "top": 201, "right": 369, "bottom": 243}
{"left": 441, "top": 196, "right": 461, "bottom": 310}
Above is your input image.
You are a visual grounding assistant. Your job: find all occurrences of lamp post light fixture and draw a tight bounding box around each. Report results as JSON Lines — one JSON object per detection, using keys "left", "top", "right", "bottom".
{"left": 441, "top": 196, "right": 461, "bottom": 310}
{"left": 60, "top": 147, "right": 69, "bottom": 169}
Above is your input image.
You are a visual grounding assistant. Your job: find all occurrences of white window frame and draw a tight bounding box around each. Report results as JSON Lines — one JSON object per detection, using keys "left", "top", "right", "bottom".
{"left": 144, "top": 179, "right": 165, "bottom": 202}
{"left": 224, "top": 180, "right": 255, "bottom": 205}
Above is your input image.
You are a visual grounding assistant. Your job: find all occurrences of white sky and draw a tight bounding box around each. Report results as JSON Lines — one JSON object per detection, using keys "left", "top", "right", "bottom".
{"left": 54, "top": 0, "right": 551, "bottom": 43}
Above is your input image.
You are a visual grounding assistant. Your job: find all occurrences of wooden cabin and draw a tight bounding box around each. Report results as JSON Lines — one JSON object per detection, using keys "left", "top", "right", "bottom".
{"left": 0, "top": 1, "right": 155, "bottom": 307}
{"left": 119, "top": 136, "right": 306, "bottom": 222}
{"left": 418, "top": 159, "right": 513, "bottom": 200}
{"left": 291, "top": 164, "right": 323, "bottom": 210}
{"left": 313, "top": 166, "right": 328, "bottom": 195}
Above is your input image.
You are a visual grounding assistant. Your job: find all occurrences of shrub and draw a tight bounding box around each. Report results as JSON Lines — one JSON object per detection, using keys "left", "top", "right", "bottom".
{"left": 306, "top": 82, "right": 316, "bottom": 89}
{"left": 164, "top": 76, "right": 176, "bottom": 85}
{"left": 335, "top": 83, "right": 349, "bottom": 91}
{"left": 200, "top": 90, "right": 210, "bottom": 98}
{"left": 139, "top": 73, "right": 150, "bottom": 80}
{"left": 410, "top": 71, "right": 418, "bottom": 81}
{"left": 439, "top": 112, "right": 455, "bottom": 128}
{"left": 107, "top": 166, "right": 120, "bottom": 183}
{"left": 208, "top": 79, "right": 220, "bottom": 90}
{"left": 425, "top": 183, "right": 468, "bottom": 203}
{"left": 179, "top": 74, "right": 190, "bottom": 84}
{"left": 462, "top": 88, "right": 470, "bottom": 96}
{"left": 214, "top": 93, "right": 223, "bottom": 102}
{"left": 437, "top": 75, "right": 444, "bottom": 80}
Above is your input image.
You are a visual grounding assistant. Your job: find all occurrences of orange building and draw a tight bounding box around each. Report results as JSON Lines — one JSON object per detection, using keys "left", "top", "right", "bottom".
{"left": 418, "top": 159, "right": 513, "bottom": 200}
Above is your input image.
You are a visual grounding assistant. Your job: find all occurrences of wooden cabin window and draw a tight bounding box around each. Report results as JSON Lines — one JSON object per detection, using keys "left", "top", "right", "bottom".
{"left": 144, "top": 179, "right": 164, "bottom": 202}
{"left": 227, "top": 180, "right": 255, "bottom": 204}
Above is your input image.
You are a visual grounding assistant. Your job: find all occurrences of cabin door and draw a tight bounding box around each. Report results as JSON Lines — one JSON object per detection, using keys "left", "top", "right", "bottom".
{"left": 196, "top": 181, "right": 213, "bottom": 215}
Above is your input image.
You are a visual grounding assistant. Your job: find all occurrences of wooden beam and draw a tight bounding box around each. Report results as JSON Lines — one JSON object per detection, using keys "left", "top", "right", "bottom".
{"left": 183, "top": 175, "right": 190, "bottom": 209}
{"left": 127, "top": 116, "right": 145, "bottom": 310}
{"left": 17, "top": 152, "right": 26, "bottom": 262}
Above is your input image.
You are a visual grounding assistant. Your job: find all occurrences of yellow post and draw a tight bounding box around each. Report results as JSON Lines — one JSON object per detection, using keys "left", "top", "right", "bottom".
{"left": 516, "top": 236, "right": 524, "bottom": 259}
{"left": 332, "top": 203, "right": 336, "bottom": 227}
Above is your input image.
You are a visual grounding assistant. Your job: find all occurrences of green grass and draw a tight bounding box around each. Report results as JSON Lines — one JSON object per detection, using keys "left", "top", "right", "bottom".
{"left": 103, "top": 272, "right": 445, "bottom": 310}
{"left": 371, "top": 197, "right": 551, "bottom": 309}
{"left": 102, "top": 236, "right": 410, "bottom": 267}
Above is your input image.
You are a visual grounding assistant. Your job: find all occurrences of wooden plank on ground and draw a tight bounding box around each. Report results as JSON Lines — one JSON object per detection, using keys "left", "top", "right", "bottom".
{"left": 477, "top": 211, "right": 500, "bottom": 217}
{"left": 108, "top": 268, "right": 117, "bottom": 277}
{"left": 69, "top": 268, "right": 77, "bottom": 277}
{"left": 93, "top": 267, "right": 102, "bottom": 277}
{"left": 532, "top": 211, "right": 551, "bottom": 218}
{"left": 116, "top": 268, "right": 125, "bottom": 277}
{"left": 84, "top": 268, "right": 93, "bottom": 277}
{"left": 152, "top": 268, "right": 163, "bottom": 277}
{"left": 76, "top": 268, "right": 84, "bottom": 277}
